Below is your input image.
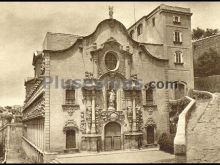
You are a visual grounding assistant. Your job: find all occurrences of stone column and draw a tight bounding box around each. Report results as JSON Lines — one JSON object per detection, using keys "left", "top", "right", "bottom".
{"left": 86, "top": 95, "right": 91, "bottom": 134}
{"left": 93, "top": 56, "right": 98, "bottom": 79}
{"left": 132, "top": 90, "right": 137, "bottom": 132}
{"left": 91, "top": 90, "right": 96, "bottom": 134}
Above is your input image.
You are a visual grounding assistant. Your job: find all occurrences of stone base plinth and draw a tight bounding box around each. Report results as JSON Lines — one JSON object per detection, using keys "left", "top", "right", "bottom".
{"left": 81, "top": 135, "right": 102, "bottom": 152}
{"left": 124, "top": 132, "right": 143, "bottom": 150}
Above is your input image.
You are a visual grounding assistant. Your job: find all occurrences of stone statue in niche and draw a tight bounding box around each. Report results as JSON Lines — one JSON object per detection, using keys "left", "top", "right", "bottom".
{"left": 108, "top": 89, "right": 116, "bottom": 111}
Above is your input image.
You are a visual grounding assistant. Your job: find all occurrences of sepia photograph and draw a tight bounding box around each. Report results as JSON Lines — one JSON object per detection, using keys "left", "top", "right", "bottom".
{"left": 0, "top": 1, "right": 220, "bottom": 163}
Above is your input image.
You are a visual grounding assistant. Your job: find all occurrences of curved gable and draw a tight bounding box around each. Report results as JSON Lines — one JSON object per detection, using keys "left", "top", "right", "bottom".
{"left": 43, "top": 18, "right": 167, "bottom": 62}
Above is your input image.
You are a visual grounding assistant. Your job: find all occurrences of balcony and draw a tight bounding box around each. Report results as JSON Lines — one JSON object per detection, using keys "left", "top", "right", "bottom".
{"left": 23, "top": 97, "right": 45, "bottom": 121}
{"left": 24, "top": 78, "right": 44, "bottom": 110}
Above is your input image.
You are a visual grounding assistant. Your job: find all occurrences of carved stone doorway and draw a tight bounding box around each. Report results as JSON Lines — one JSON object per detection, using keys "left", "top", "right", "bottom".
{"left": 104, "top": 122, "right": 121, "bottom": 151}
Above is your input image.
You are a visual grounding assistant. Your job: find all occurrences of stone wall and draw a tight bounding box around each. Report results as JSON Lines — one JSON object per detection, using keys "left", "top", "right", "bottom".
{"left": 194, "top": 75, "right": 220, "bottom": 93}
{"left": 193, "top": 34, "right": 220, "bottom": 65}
{"left": 0, "top": 123, "right": 23, "bottom": 162}
{"left": 193, "top": 34, "right": 220, "bottom": 93}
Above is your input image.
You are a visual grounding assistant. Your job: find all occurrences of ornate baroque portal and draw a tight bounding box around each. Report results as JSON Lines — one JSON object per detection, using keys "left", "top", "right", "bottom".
{"left": 80, "top": 37, "right": 144, "bottom": 151}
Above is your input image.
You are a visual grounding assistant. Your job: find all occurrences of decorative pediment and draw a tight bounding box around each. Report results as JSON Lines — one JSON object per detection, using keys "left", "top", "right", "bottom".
{"left": 63, "top": 119, "right": 79, "bottom": 132}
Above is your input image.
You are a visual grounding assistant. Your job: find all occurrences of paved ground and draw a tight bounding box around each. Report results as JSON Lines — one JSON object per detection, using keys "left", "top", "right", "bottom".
{"left": 187, "top": 93, "right": 220, "bottom": 163}
{"left": 6, "top": 149, "right": 31, "bottom": 163}
{"left": 52, "top": 148, "right": 175, "bottom": 163}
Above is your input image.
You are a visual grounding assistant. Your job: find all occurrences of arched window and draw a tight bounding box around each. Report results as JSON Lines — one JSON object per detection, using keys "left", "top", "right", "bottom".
{"left": 130, "top": 30, "right": 134, "bottom": 39}
{"left": 137, "top": 23, "right": 143, "bottom": 36}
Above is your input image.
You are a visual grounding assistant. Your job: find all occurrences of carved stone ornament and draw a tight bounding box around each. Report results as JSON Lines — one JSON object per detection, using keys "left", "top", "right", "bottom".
{"left": 145, "top": 118, "right": 156, "bottom": 128}
{"left": 62, "top": 104, "right": 80, "bottom": 116}
{"left": 80, "top": 112, "right": 86, "bottom": 134}
{"left": 143, "top": 105, "right": 157, "bottom": 115}
{"left": 63, "top": 119, "right": 79, "bottom": 132}
{"left": 85, "top": 71, "right": 94, "bottom": 79}
{"left": 40, "top": 58, "right": 45, "bottom": 75}
{"left": 136, "top": 105, "right": 143, "bottom": 130}
{"left": 100, "top": 110, "right": 125, "bottom": 123}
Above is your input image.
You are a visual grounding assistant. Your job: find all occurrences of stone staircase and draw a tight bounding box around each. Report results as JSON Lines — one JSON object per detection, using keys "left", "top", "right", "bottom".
{"left": 186, "top": 93, "right": 220, "bottom": 163}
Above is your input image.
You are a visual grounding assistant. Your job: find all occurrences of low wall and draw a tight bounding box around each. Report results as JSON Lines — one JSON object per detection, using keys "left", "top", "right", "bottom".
{"left": 0, "top": 123, "right": 23, "bottom": 163}
{"left": 22, "top": 136, "right": 57, "bottom": 163}
{"left": 22, "top": 137, "right": 44, "bottom": 163}
{"left": 194, "top": 75, "right": 220, "bottom": 93}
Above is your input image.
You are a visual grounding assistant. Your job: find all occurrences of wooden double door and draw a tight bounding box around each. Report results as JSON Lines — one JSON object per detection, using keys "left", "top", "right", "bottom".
{"left": 104, "top": 122, "right": 121, "bottom": 151}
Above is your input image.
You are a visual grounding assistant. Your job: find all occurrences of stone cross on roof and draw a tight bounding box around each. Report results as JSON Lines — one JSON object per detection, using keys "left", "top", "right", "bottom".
{"left": 109, "top": 6, "right": 114, "bottom": 19}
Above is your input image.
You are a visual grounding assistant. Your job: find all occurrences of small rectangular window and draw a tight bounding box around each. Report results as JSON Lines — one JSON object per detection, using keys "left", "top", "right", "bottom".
{"left": 146, "top": 89, "right": 153, "bottom": 105}
{"left": 66, "top": 89, "right": 75, "bottom": 104}
{"left": 173, "top": 31, "right": 182, "bottom": 44}
{"left": 137, "top": 24, "right": 143, "bottom": 36}
{"left": 174, "top": 51, "right": 183, "bottom": 64}
{"left": 173, "top": 16, "right": 181, "bottom": 24}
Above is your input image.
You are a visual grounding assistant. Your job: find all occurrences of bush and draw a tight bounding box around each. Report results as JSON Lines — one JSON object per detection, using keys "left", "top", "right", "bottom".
{"left": 158, "top": 133, "right": 174, "bottom": 154}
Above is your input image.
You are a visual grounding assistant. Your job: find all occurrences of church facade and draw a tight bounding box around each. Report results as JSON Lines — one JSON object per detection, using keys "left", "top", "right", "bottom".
{"left": 22, "top": 4, "right": 193, "bottom": 162}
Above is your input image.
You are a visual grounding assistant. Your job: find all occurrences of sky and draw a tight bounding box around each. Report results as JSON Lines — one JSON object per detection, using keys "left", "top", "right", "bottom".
{"left": 0, "top": 1, "right": 220, "bottom": 106}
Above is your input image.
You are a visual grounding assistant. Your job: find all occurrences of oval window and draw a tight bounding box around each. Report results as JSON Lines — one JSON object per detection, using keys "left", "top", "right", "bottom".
{"left": 105, "top": 52, "right": 118, "bottom": 71}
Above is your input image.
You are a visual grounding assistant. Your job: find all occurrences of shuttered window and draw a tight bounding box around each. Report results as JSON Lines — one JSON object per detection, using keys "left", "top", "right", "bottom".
{"left": 175, "top": 51, "right": 183, "bottom": 64}
{"left": 173, "top": 31, "right": 182, "bottom": 43}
